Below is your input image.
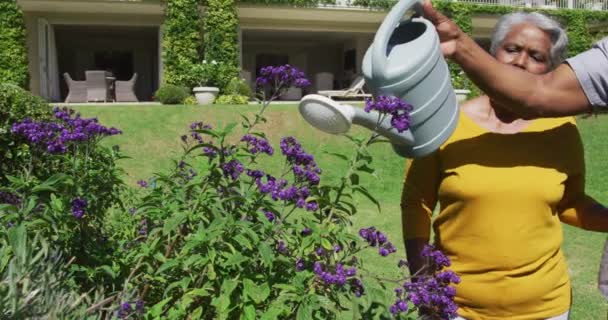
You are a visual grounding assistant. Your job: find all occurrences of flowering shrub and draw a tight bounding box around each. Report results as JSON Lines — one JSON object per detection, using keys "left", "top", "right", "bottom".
{"left": 0, "top": 65, "right": 459, "bottom": 319}
{"left": 106, "top": 64, "right": 458, "bottom": 319}
{"left": 1, "top": 107, "right": 125, "bottom": 289}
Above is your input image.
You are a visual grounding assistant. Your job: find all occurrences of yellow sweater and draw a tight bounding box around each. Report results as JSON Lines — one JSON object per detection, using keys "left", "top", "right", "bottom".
{"left": 401, "top": 112, "right": 607, "bottom": 319}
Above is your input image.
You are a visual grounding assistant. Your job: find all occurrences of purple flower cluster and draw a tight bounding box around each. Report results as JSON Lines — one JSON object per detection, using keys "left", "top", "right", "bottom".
{"left": 364, "top": 96, "right": 413, "bottom": 133}
{"left": 221, "top": 159, "right": 244, "bottom": 180}
{"left": 137, "top": 180, "right": 148, "bottom": 188}
{"left": 392, "top": 245, "right": 460, "bottom": 319}
{"left": 182, "top": 121, "right": 217, "bottom": 157}
{"left": 0, "top": 191, "right": 20, "bottom": 206}
{"left": 280, "top": 137, "right": 322, "bottom": 186}
{"left": 358, "top": 227, "right": 397, "bottom": 256}
{"left": 276, "top": 240, "right": 289, "bottom": 255}
{"left": 254, "top": 174, "right": 318, "bottom": 211}
{"left": 138, "top": 219, "right": 148, "bottom": 236}
{"left": 422, "top": 244, "right": 451, "bottom": 270}
{"left": 401, "top": 271, "right": 460, "bottom": 319}
{"left": 116, "top": 300, "right": 145, "bottom": 319}
{"left": 262, "top": 209, "right": 275, "bottom": 222}
{"left": 241, "top": 134, "right": 274, "bottom": 155}
{"left": 71, "top": 198, "right": 87, "bottom": 219}
{"left": 255, "top": 64, "right": 311, "bottom": 91}
{"left": 11, "top": 107, "right": 121, "bottom": 154}
{"left": 313, "top": 261, "right": 364, "bottom": 296}
{"left": 177, "top": 161, "right": 197, "bottom": 181}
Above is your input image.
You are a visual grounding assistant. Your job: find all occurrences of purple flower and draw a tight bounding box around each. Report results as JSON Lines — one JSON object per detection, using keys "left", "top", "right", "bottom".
{"left": 301, "top": 227, "right": 312, "bottom": 236}
{"left": 296, "top": 258, "right": 305, "bottom": 271}
{"left": 422, "top": 244, "right": 451, "bottom": 270}
{"left": 399, "top": 246, "right": 460, "bottom": 319}
{"left": 71, "top": 198, "right": 87, "bottom": 218}
{"left": 359, "top": 226, "right": 396, "bottom": 257}
{"left": 135, "top": 300, "right": 145, "bottom": 313}
{"left": 11, "top": 108, "right": 121, "bottom": 155}
{"left": 221, "top": 159, "right": 244, "bottom": 180}
{"left": 0, "top": 191, "right": 21, "bottom": 206}
{"left": 241, "top": 134, "right": 274, "bottom": 155}
{"left": 255, "top": 65, "right": 311, "bottom": 100}
{"left": 137, "top": 180, "right": 148, "bottom": 188}
{"left": 305, "top": 201, "right": 318, "bottom": 212}
{"left": 276, "top": 240, "right": 289, "bottom": 255}
{"left": 315, "top": 247, "right": 326, "bottom": 257}
{"left": 364, "top": 96, "right": 413, "bottom": 133}
{"left": 263, "top": 209, "right": 275, "bottom": 222}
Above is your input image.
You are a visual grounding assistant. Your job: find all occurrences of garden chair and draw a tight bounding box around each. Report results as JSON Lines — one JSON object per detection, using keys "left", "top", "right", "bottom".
{"left": 85, "top": 70, "right": 112, "bottom": 102}
{"left": 115, "top": 73, "right": 138, "bottom": 102}
{"left": 63, "top": 72, "right": 87, "bottom": 103}
{"left": 314, "top": 72, "right": 334, "bottom": 92}
{"left": 317, "top": 75, "right": 371, "bottom": 100}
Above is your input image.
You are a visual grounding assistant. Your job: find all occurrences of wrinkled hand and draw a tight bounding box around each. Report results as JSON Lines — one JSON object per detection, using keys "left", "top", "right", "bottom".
{"left": 421, "top": 0, "right": 462, "bottom": 58}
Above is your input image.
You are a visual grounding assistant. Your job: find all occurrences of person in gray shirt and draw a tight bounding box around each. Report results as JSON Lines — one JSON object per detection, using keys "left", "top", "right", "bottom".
{"left": 421, "top": 0, "right": 608, "bottom": 118}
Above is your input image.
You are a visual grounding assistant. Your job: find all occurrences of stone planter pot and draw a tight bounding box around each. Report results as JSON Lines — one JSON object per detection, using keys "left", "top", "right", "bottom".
{"left": 193, "top": 86, "right": 219, "bottom": 105}
{"left": 454, "top": 89, "right": 471, "bottom": 103}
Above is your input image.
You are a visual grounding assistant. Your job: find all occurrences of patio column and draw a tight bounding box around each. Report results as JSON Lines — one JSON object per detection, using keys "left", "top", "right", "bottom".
{"left": 238, "top": 25, "right": 243, "bottom": 68}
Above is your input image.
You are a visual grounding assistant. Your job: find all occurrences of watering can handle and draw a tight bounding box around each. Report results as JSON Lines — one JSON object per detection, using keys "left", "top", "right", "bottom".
{"left": 371, "top": 0, "right": 424, "bottom": 80}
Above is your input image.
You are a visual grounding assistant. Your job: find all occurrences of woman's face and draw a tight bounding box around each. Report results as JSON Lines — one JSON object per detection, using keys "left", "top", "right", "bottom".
{"left": 495, "top": 23, "right": 552, "bottom": 74}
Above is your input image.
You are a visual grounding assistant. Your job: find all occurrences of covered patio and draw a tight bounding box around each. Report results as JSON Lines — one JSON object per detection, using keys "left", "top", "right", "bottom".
{"left": 237, "top": 5, "right": 383, "bottom": 100}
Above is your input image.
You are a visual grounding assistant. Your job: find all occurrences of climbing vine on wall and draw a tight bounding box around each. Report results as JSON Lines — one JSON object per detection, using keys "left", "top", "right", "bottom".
{"left": 202, "top": 0, "right": 240, "bottom": 91}
{"left": 0, "top": 0, "right": 29, "bottom": 89}
{"left": 162, "top": 0, "right": 204, "bottom": 89}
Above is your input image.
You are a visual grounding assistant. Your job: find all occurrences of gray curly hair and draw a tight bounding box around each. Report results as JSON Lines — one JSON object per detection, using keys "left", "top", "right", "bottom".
{"left": 490, "top": 12, "right": 568, "bottom": 68}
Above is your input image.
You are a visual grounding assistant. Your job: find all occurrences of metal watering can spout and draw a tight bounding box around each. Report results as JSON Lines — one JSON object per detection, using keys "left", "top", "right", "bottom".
{"left": 370, "top": 0, "right": 423, "bottom": 82}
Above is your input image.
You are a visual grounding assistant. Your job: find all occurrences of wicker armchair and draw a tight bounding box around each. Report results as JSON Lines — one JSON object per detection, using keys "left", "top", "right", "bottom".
{"left": 115, "top": 73, "right": 138, "bottom": 102}
{"left": 63, "top": 73, "right": 87, "bottom": 103}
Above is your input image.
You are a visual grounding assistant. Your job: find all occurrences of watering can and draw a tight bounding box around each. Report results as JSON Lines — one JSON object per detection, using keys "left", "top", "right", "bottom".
{"left": 298, "top": 0, "right": 459, "bottom": 158}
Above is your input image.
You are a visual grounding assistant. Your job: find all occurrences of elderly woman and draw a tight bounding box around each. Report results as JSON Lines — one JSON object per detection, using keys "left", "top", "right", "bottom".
{"left": 401, "top": 12, "right": 608, "bottom": 320}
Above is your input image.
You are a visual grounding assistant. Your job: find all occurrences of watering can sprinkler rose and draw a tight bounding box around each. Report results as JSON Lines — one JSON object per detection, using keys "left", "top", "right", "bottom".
{"left": 299, "top": 0, "right": 459, "bottom": 158}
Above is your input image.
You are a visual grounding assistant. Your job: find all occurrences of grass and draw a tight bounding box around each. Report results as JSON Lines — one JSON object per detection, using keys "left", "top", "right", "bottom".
{"left": 72, "top": 104, "right": 608, "bottom": 319}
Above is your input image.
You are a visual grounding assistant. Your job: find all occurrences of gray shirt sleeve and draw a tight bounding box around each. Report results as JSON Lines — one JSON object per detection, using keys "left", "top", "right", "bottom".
{"left": 566, "top": 37, "right": 608, "bottom": 108}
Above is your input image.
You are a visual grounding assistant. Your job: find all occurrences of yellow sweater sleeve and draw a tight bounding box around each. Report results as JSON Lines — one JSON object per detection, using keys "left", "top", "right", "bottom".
{"left": 400, "top": 151, "right": 440, "bottom": 240}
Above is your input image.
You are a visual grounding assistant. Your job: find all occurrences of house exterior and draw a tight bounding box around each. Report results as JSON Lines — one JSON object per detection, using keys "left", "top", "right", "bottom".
{"left": 16, "top": 0, "right": 608, "bottom": 102}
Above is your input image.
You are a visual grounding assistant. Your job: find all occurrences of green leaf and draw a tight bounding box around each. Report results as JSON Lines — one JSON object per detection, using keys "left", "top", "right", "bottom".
{"left": 258, "top": 242, "right": 274, "bottom": 268}
{"left": 233, "top": 234, "right": 252, "bottom": 250}
{"left": 224, "top": 252, "right": 247, "bottom": 267}
{"left": 185, "top": 287, "right": 211, "bottom": 298}
{"left": 221, "top": 278, "right": 239, "bottom": 296}
{"left": 243, "top": 279, "right": 270, "bottom": 304}
{"left": 349, "top": 173, "right": 360, "bottom": 185}
{"left": 31, "top": 173, "right": 70, "bottom": 192}
{"left": 321, "top": 238, "right": 333, "bottom": 251}
{"left": 157, "top": 259, "right": 180, "bottom": 274}
{"left": 191, "top": 307, "right": 203, "bottom": 319}
{"left": 323, "top": 151, "right": 349, "bottom": 161}
{"left": 354, "top": 185, "right": 381, "bottom": 213}
{"left": 98, "top": 265, "right": 116, "bottom": 279}
{"left": 148, "top": 297, "right": 171, "bottom": 317}
{"left": 296, "top": 299, "right": 313, "bottom": 320}
{"left": 241, "top": 304, "right": 256, "bottom": 320}
{"left": 163, "top": 212, "right": 187, "bottom": 235}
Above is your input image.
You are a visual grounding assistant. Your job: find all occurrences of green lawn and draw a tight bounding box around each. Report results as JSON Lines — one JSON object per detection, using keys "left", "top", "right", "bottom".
{"left": 72, "top": 104, "right": 608, "bottom": 319}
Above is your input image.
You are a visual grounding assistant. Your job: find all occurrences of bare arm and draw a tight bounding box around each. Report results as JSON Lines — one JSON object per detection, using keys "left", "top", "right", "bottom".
{"left": 422, "top": 0, "right": 592, "bottom": 118}
{"left": 405, "top": 237, "right": 429, "bottom": 276}
{"left": 453, "top": 35, "right": 591, "bottom": 118}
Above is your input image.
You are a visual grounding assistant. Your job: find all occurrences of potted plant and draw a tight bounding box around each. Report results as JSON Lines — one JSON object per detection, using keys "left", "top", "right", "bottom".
{"left": 192, "top": 60, "right": 220, "bottom": 105}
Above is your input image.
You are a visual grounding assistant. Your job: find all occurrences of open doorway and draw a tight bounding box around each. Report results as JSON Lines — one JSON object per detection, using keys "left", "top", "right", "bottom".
{"left": 54, "top": 25, "right": 159, "bottom": 102}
